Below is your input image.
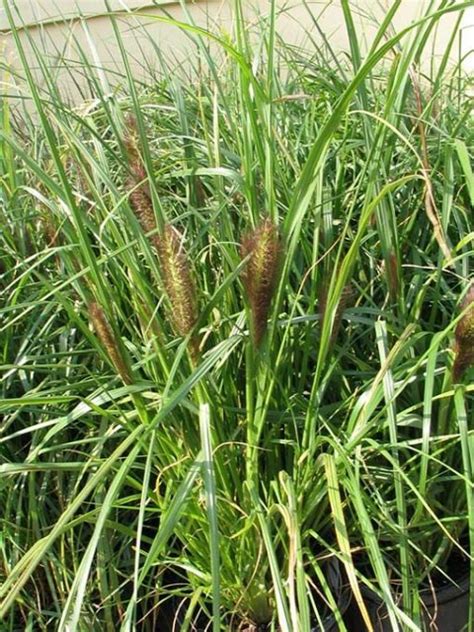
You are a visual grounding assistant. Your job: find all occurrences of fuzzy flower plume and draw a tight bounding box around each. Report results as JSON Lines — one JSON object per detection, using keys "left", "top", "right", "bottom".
{"left": 453, "top": 284, "right": 474, "bottom": 383}
{"left": 123, "top": 114, "right": 156, "bottom": 239}
{"left": 241, "top": 218, "right": 281, "bottom": 347}
{"left": 156, "top": 225, "right": 199, "bottom": 353}
{"left": 89, "top": 302, "right": 132, "bottom": 384}
{"left": 386, "top": 250, "right": 399, "bottom": 301}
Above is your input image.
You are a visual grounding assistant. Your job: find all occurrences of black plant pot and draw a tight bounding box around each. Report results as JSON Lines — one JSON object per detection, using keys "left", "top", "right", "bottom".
{"left": 346, "top": 576, "right": 471, "bottom": 632}
{"left": 154, "top": 594, "right": 352, "bottom": 631}
{"left": 310, "top": 588, "right": 353, "bottom": 632}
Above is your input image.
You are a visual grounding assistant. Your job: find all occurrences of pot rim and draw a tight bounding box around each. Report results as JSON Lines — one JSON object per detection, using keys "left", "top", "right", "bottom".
{"left": 421, "top": 574, "right": 470, "bottom": 607}
{"left": 361, "top": 573, "right": 470, "bottom": 608}
{"left": 312, "top": 585, "right": 353, "bottom": 629}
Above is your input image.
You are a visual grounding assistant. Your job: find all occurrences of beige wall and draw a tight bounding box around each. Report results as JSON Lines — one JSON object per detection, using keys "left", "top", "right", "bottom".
{"left": 1, "top": 1, "right": 473, "bottom": 102}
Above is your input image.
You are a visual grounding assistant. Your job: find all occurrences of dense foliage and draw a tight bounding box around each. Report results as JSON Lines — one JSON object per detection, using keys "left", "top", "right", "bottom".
{"left": 1, "top": 1, "right": 473, "bottom": 630}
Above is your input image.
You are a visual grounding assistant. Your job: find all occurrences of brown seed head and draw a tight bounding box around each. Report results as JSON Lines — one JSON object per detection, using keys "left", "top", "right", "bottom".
{"left": 453, "top": 284, "right": 474, "bottom": 382}
{"left": 241, "top": 219, "right": 281, "bottom": 347}
{"left": 123, "top": 114, "right": 140, "bottom": 165}
{"left": 156, "top": 225, "right": 199, "bottom": 351}
{"left": 89, "top": 302, "right": 133, "bottom": 384}
{"left": 124, "top": 114, "right": 156, "bottom": 237}
{"left": 387, "top": 251, "right": 399, "bottom": 300}
{"left": 128, "top": 178, "right": 155, "bottom": 236}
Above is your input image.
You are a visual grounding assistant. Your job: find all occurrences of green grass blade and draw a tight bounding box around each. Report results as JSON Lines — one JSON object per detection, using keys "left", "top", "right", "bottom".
{"left": 199, "top": 403, "right": 221, "bottom": 632}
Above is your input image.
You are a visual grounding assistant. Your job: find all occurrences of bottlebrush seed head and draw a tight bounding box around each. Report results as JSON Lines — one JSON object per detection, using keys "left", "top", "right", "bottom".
{"left": 241, "top": 218, "right": 281, "bottom": 347}
{"left": 123, "top": 114, "right": 140, "bottom": 163}
{"left": 453, "top": 284, "right": 474, "bottom": 382}
{"left": 128, "top": 180, "right": 156, "bottom": 236}
{"left": 123, "top": 115, "right": 156, "bottom": 238}
{"left": 387, "top": 251, "right": 399, "bottom": 300}
{"left": 156, "top": 224, "right": 199, "bottom": 344}
{"left": 89, "top": 302, "right": 133, "bottom": 385}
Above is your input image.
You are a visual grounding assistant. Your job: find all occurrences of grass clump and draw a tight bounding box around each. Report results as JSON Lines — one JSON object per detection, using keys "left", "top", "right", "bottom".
{"left": 0, "top": 1, "right": 473, "bottom": 630}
